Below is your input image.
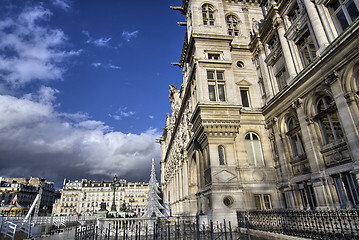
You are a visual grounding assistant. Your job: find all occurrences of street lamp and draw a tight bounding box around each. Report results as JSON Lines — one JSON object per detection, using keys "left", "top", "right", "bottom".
{"left": 111, "top": 175, "right": 119, "bottom": 214}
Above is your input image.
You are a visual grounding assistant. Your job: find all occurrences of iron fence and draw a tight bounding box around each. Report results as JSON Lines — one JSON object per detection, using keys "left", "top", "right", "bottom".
{"left": 237, "top": 209, "right": 359, "bottom": 239}
{"left": 77, "top": 218, "right": 243, "bottom": 240}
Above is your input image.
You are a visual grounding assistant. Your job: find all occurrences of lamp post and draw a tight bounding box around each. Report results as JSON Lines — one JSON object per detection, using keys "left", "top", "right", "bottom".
{"left": 111, "top": 175, "right": 118, "bottom": 215}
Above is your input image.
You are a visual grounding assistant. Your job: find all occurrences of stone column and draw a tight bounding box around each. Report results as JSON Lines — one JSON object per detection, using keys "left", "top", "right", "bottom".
{"left": 326, "top": 73, "right": 359, "bottom": 161}
{"left": 302, "top": 0, "right": 329, "bottom": 53}
{"left": 274, "top": 17, "right": 297, "bottom": 79}
{"left": 257, "top": 43, "right": 275, "bottom": 98}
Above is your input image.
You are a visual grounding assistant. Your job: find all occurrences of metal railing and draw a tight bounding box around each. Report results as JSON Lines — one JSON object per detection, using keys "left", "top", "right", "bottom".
{"left": 85, "top": 217, "right": 243, "bottom": 240}
{"left": 237, "top": 209, "right": 359, "bottom": 239}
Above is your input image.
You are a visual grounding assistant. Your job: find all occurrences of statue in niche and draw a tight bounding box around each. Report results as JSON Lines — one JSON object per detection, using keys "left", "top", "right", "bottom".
{"left": 252, "top": 18, "right": 259, "bottom": 34}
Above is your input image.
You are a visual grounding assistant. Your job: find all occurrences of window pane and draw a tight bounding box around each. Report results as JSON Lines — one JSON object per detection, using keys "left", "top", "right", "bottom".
{"left": 217, "top": 72, "right": 224, "bottom": 80}
{"left": 332, "top": 1, "right": 340, "bottom": 11}
{"left": 207, "top": 71, "right": 214, "bottom": 79}
{"left": 245, "top": 141, "right": 255, "bottom": 165}
{"left": 218, "top": 146, "right": 225, "bottom": 165}
{"left": 346, "top": 1, "right": 359, "bottom": 22}
{"left": 263, "top": 195, "right": 272, "bottom": 209}
{"left": 218, "top": 85, "right": 226, "bottom": 101}
{"left": 320, "top": 115, "right": 335, "bottom": 143}
{"left": 300, "top": 188, "right": 308, "bottom": 209}
{"left": 333, "top": 176, "right": 348, "bottom": 208}
{"left": 331, "top": 111, "right": 344, "bottom": 140}
{"left": 208, "top": 85, "right": 216, "bottom": 101}
{"left": 295, "top": 134, "right": 305, "bottom": 155}
{"left": 253, "top": 141, "right": 264, "bottom": 165}
{"left": 240, "top": 89, "right": 250, "bottom": 107}
{"left": 336, "top": 9, "right": 349, "bottom": 30}
{"left": 254, "top": 195, "right": 262, "bottom": 210}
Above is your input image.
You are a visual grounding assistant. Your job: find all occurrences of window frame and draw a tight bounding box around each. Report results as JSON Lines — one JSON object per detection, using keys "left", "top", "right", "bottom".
{"left": 240, "top": 88, "right": 251, "bottom": 108}
{"left": 275, "top": 68, "right": 288, "bottom": 91}
{"left": 254, "top": 194, "right": 272, "bottom": 210}
{"left": 226, "top": 14, "right": 239, "bottom": 36}
{"left": 296, "top": 31, "right": 317, "bottom": 67}
{"left": 315, "top": 95, "right": 344, "bottom": 145}
{"left": 202, "top": 4, "right": 215, "bottom": 26}
{"left": 207, "top": 70, "right": 226, "bottom": 102}
{"left": 332, "top": 173, "right": 359, "bottom": 208}
{"left": 286, "top": 117, "right": 305, "bottom": 158}
{"left": 218, "top": 145, "right": 226, "bottom": 165}
{"left": 328, "top": 0, "right": 359, "bottom": 34}
{"left": 245, "top": 132, "right": 265, "bottom": 166}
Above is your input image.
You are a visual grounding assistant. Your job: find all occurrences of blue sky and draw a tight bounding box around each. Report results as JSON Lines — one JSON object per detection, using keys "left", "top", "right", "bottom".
{"left": 0, "top": 0, "right": 185, "bottom": 187}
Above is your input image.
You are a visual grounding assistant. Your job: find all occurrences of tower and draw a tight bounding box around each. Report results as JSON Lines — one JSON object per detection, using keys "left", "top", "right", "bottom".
{"left": 160, "top": 0, "right": 278, "bottom": 225}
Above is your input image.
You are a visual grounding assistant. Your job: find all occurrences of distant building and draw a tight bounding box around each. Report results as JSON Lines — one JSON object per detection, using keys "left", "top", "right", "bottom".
{"left": 0, "top": 177, "right": 57, "bottom": 216}
{"left": 53, "top": 178, "right": 149, "bottom": 217}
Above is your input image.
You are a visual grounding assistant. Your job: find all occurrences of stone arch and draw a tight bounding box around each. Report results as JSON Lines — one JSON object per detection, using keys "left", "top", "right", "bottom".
{"left": 342, "top": 59, "right": 359, "bottom": 94}
{"left": 303, "top": 85, "right": 333, "bottom": 118}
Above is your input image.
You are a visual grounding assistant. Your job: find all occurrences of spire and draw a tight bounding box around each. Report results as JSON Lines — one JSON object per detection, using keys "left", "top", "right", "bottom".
{"left": 142, "top": 158, "right": 165, "bottom": 218}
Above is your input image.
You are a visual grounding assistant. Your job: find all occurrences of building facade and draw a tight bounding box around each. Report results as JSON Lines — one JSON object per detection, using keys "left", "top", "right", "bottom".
{"left": 0, "top": 177, "right": 57, "bottom": 215}
{"left": 53, "top": 178, "right": 149, "bottom": 217}
{"left": 160, "top": 0, "right": 359, "bottom": 225}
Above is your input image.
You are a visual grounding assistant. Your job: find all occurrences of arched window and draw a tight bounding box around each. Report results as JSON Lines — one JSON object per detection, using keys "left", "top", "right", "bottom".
{"left": 287, "top": 117, "right": 305, "bottom": 157}
{"left": 316, "top": 95, "right": 343, "bottom": 144}
{"left": 226, "top": 15, "right": 239, "bottom": 36}
{"left": 245, "top": 132, "right": 264, "bottom": 166}
{"left": 202, "top": 4, "right": 215, "bottom": 26}
{"left": 218, "top": 145, "right": 226, "bottom": 165}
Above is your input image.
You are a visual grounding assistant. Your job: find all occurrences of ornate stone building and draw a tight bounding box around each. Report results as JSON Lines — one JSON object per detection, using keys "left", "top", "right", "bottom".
{"left": 160, "top": 0, "right": 359, "bottom": 225}
{"left": 53, "top": 178, "right": 149, "bottom": 217}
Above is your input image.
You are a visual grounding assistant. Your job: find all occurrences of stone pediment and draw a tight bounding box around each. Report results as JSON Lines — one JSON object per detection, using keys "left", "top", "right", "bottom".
{"left": 236, "top": 79, "right": 252, "bottom": 86}
{"left": 214, "top": 170, "right": 237, "bottom": 182}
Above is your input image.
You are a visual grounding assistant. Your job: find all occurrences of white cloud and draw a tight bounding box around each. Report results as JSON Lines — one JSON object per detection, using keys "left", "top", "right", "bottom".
{"left": 0, "top": 6, "right": 80, "bottom": 89}
{"left": 93, "top": 37, "right": 112, "bottom": 47}
{"left": 91, "top": 62, "right": 121, "bottom": 70}
{"left": 91, "top": 62, "right": 102, "bottom": 67}
{"left": 52, "top": 0, "right": 71, "bottom": 11}
{"left": 108, "top": 64, "right": 121, "bottom": 70}
{"left": 0, "top": 94, "right": 161, "bottom": 187}
{"left": 122, "top": 30, "right": 139, "bottom": 42}
{"left": 0, "top": 5, "right": 160, "bottom": 187}
{"left": 149, "top": 115, "right": 154, "bottom": 119}
{"left": 82, "top": 30, "right": 113, "bottom": 48}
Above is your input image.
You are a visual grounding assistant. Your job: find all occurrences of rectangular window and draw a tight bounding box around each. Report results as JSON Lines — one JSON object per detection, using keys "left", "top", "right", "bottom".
{"left": 299, "top": 182, "right": 317, "bottom": 210}
{"left": 329, "top": 0, "right": 359, "bottom": 33}
{"left": 208, "top": 53, "right": 220, "bottom": 60}
{"left": 276, "top": 69, "right": 288, "bottom": 90}
{"left": 240, "top": 88, "right": 251, "bottom": 107}
{"left": 297, "top": 32, "right": 317, "bottom": 67}
{"left": 333, "top": 173, "right": 359, "bottom": 208}
{"left": 207, "top": 70, "right": 226, "bottom": 102}
{"left": 254, "top": 194, "right": 272, "bottom": 210}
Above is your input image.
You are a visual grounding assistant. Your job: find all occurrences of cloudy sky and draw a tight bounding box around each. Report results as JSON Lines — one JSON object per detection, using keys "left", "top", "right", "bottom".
{"left": 0, "top": 0, "right": 185, "bottom": 188}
